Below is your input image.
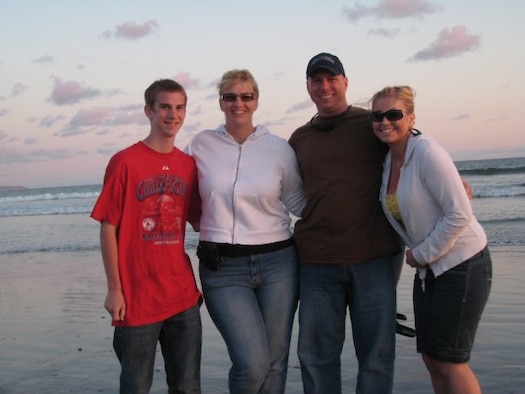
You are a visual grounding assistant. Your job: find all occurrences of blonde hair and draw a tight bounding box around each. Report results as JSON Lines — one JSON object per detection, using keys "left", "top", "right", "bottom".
{"left": 370, "top": 86, "right": 416, "bottom": 114}
{"left": 217, "top": 69, "right": 259, "bottom": 97}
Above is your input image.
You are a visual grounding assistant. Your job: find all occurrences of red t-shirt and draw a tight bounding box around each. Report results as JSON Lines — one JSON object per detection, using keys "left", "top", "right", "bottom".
{"left": 91, "top": 142, "right": 201, "bottom": 326}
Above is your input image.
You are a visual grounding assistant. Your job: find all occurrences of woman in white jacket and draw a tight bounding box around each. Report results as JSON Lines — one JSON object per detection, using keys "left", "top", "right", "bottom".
{"left": 186, "top": 69, "right": 305, "bottom": 394}
{"left": 370, "top": 86, "right": 492, "bottom": 394}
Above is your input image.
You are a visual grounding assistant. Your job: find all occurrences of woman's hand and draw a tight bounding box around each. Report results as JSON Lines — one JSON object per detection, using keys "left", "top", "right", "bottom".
{"left": 405, "top": 249, "right": 428, "bottom": 269}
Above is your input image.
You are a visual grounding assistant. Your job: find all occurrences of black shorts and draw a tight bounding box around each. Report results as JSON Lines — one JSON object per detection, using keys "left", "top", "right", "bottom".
{"left": 413, "top": 246, "right": 492, "bottom": 363}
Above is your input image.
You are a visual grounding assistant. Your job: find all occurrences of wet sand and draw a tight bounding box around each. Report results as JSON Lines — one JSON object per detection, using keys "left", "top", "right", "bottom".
{"left": 0, "top": 246, "right": 524, "bottom": 393}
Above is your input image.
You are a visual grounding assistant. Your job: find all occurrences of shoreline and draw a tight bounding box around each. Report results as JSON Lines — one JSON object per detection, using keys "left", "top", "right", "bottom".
{"left": 0, "top": 245, "right": 524, "bottom": 393}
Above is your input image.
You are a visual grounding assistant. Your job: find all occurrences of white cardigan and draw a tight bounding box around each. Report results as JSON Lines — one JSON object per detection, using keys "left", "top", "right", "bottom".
{"left": 379, "top": 133, "right": 487, "bottom": 278}
{"left": 186, "top": 124, "right": 306, "bottom": 245}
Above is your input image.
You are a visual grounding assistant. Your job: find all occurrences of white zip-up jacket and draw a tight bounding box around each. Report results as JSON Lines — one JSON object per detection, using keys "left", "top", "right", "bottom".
{"left": 186, "top": 124, "right": 306, "bottom": 245}
{"left": 379, "top": 133, "right": 487, "bottom": 278}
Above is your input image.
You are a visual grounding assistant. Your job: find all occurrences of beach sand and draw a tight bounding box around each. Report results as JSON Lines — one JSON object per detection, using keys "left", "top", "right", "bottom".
{"left": 1, "top": 246, "right": 524, "bottom": 393}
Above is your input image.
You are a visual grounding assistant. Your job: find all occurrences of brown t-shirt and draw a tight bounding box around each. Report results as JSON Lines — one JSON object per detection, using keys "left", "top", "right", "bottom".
{"left": 289, "top": 106, "right": 401, "bottom": 265}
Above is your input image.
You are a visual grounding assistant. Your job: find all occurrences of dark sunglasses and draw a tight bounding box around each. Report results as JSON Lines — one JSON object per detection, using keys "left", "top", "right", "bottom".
{"left": 371, "top": 109, "right": 404, "bottom": 122}
{"left": 309, "top": 107, "right": 352, "bottom": 132}
{"left": 220, "top": 93, "right": 257, "bottom": 102}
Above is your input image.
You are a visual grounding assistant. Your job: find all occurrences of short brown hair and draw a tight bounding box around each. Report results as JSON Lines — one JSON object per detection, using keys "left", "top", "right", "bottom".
{"left": 144, "top": 79, "right": 187, "bottom": 108}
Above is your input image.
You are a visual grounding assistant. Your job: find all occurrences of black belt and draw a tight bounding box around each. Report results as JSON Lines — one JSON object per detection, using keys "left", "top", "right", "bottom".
{"left": 216, "top": 238, "right": 294, "bottom": 257}
{"left": 465, "top": 245, "right": 489, "bottom": 263}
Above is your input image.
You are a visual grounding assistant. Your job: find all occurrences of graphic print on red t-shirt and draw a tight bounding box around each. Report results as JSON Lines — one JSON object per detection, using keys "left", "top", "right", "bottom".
{"left": 137, "top": 174, "right": 187, "bottom": 246}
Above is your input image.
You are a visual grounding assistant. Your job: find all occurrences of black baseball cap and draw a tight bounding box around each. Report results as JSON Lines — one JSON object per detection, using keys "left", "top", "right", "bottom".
{"left": 306, "top": 53, "right": 345, "bottom": 78}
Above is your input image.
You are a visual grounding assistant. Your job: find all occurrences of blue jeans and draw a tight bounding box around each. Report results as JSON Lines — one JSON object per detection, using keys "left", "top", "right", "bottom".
{"left": 199, "top": 245, "right": 299, "bottom": 394}
{"left": 113, "top": 305, "right": 202, "bottom": 394}
{"left": 298, "top": 256, "right": 397, "bottom": 394}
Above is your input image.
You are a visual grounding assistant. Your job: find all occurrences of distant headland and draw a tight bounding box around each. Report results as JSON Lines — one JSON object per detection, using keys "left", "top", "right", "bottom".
{"left": 0, "top": 185, "right": 28, "bottom": 192}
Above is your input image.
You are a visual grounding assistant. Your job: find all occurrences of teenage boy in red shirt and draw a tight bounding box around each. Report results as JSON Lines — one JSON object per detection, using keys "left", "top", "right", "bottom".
{"left": 91, "top": 79, "right": 202, "bottom": 393}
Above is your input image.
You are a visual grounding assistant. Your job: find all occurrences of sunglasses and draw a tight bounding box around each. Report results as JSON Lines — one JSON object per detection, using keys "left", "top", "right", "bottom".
{"left": 309, "top": 113, "right": 345, "bottom": 132}
{"left": 371, "top": 109, "right": 405, "bottom": 122}
{"left": 220, "top": 93, "right": 257, "bottom": 102}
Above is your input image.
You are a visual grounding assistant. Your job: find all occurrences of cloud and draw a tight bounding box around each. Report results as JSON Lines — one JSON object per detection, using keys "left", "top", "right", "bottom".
{"left": 34, "top": 54, "right": 54, "bottom": 63}
{"left": 181, "top": 121, "right": 203, "bottom": 134}
{"left": 368, "top": 28, "right": 401, "bottom": 38}
{"left": 106, "top": 88, "right": 125, "bottom": 97}
{"left": 190, "top": 105, "right": 203, "bottom": 116}
{"left": 377, "top": 0, "right": 439, "bottom": 18}
{"left": 102, "top": 19, "right": 159, "bottom": 40}
{"left": 263, "top": 118, "right": 287, "bottom": 127}
{"left": 108, "top": 105, "right": 147, "bottom": 126}
{"left": 96, "top": 143, "right": 120, "bottom": 156}
{"left": 49, "top": 76, "right": 101, "bottom": 106}
{"left": 56, "top": 104, "right": 147, "bottom": 137}
{"left": 27, "top": 115, "right": 66, "bottom": 128}
{"left": 12, "top": 83, "right": 28, "bottom": 97}
{"left": 343, "top": 0, "right": 439, "bottom": 22}
{"left": 118, "top": 104, "right": 143, "bottom": 112}
{"left": 95, "top": 129, "right": 111, "bottom": 136}
{"left": 286, "top": 100, "right": 314, "bottom": 114}
{"left": 173, "top": 72, "right": 201, "bottom": 89}
{"left": 342, "top": 2, "right": 375, "bottom": 21}
{"left": 0, "top": 108, "right": 9, "bottom": 116}
{"left": 24, "top": 137, "right": 38, "bottom": 145}
{"left": 486, "top": 116, "right": 506, "bottom": 122}
{"left": 452, "top": 114, "right": 469, "bottom": 121}
{"left": 409, "top": 26, "right": 481, "bottom": 61}
{"left": 0, "top": 130, "right": 17, "bottom": 144}
{"left": 0, "top": 146, "right": 86, "bottom": 164}
{"left": 38, "top": 115, "right": 67, "bottom": 128}
{"left": 69, "top": 107, "right": 113, "bottom": 127}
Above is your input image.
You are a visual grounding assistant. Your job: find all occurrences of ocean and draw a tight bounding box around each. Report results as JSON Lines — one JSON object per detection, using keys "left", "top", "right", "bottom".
{"left": 1, "top": 156, "right": 524, "bottom": 255}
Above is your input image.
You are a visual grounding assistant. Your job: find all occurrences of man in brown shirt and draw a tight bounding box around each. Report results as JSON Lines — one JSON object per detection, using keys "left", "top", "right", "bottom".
{"left": 289, "top": 53, "right": 401, "bottom": 394}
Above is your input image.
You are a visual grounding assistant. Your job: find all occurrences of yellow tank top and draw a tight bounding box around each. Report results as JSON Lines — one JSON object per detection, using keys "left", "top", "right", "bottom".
{"left": 385, "top": 193, "right": 402, "bottom": 221}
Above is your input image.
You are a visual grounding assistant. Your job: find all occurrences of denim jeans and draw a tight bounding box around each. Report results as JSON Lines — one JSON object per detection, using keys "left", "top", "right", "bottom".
{"left": 298, "top": 255, "right": 397, "bottom": 394}
{"left": 199, "top": 245, "right": 299, "bottom": 394}
{"left": 414, "top": 246, "right": 492, "bottom": 363}
{"left": 113, "top": 305, "right": 202, "bottom": 394}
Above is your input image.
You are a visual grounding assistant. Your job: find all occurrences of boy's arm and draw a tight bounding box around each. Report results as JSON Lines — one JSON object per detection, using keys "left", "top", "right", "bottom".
{"left": 100, "top": 221, "right": 126, "bottom": 321}
{"left": 187, "top": 177, "right": 201, "bottom": 232}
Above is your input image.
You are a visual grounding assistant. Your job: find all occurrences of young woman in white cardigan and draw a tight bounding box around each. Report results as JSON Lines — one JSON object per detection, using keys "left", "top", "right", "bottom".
{"left": 370, "top": 86, "right": 492, "bottom": 394}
